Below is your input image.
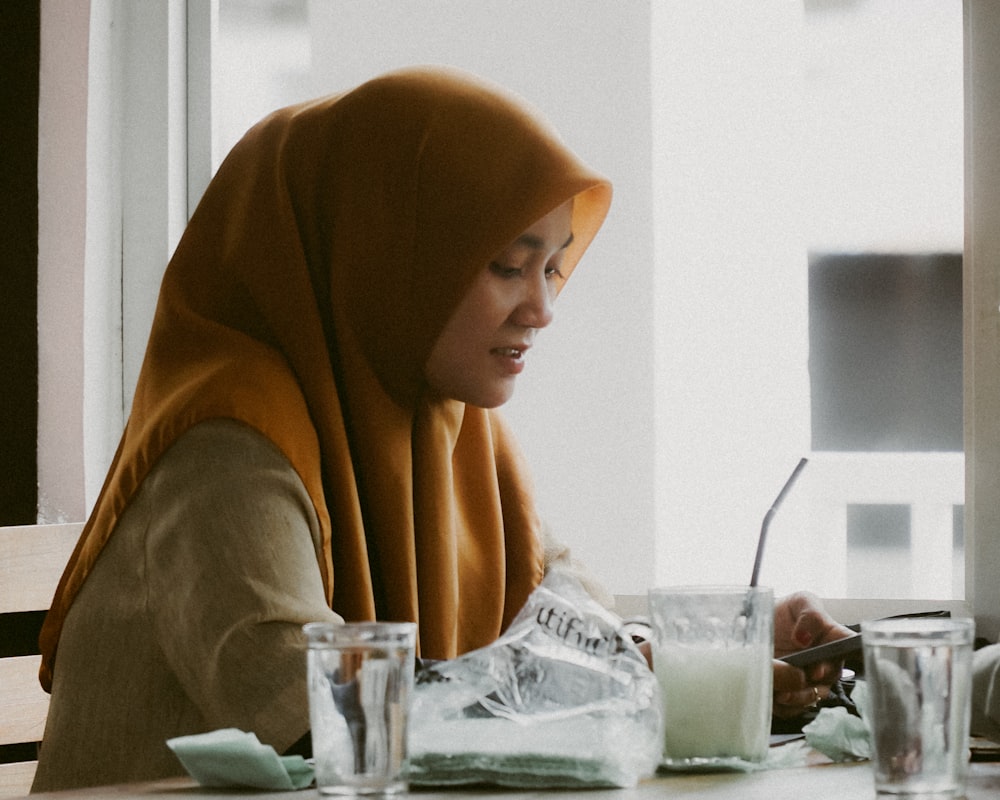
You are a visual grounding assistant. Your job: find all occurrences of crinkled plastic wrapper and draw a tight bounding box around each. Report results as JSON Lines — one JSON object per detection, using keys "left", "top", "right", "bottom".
{"left": 408, "top": 571, "right": 663, "bottom": 788}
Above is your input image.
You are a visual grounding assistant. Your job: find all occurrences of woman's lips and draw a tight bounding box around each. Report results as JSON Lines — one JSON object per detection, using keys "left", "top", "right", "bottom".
{"left": 491, "top": 345, "right": 527, "bottom": 374}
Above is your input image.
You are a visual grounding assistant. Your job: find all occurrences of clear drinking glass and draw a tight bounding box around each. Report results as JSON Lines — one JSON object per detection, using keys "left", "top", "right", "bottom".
{"left": 647, "top": 585, "right": 774, "bottom": 769}
{"left": 304, "top": 622, "right": 417, "bottom": 796}
{"left": 862, "top": 617, "right": 975, "bottom": 798}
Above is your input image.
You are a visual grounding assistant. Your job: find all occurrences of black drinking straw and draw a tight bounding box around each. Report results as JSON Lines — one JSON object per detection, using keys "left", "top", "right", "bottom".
{"left": 749, "top": 457, "right": 809, "bottom": 587}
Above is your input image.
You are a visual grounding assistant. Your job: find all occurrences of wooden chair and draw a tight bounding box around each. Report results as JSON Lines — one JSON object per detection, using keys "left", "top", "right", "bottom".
{"left": 0, "top": 523, "right": 81, "bottom": 797}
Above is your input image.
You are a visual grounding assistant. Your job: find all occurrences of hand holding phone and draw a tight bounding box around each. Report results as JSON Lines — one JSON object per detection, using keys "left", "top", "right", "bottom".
{"left": 779, "top": 632, "right": 863, "bottom": 668}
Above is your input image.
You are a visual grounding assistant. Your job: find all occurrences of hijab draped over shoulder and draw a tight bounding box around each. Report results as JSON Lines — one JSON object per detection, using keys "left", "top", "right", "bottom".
{"left": 39, "top": 67, "right": 612, "bottom": 689}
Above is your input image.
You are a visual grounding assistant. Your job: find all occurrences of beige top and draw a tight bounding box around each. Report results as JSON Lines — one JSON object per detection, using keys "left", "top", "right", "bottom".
{"left": 32, "top": 419, "right": 604, "bottom": 792}
{"left": 32, "top": 421, "right": 340, "bottom": 791}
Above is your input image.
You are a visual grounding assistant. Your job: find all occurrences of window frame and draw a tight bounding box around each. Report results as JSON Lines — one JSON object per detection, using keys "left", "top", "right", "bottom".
{"left": 962, "top": 0, "right": 1000, "bottom": 641}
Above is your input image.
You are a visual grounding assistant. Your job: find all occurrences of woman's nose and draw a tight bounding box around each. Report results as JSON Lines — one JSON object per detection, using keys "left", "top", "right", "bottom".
{"left": 514, "top": 273, "right": 556, "bottom": 329}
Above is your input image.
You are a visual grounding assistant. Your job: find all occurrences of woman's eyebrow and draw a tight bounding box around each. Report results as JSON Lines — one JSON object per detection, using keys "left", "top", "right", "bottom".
{"left": 514, "top": 232, "right": 575, "bottom": 250}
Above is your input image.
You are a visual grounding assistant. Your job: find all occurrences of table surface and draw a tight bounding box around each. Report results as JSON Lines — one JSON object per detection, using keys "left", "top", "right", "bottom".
{"left": 16, "top": 761, "right": 1000, "bottom": 800}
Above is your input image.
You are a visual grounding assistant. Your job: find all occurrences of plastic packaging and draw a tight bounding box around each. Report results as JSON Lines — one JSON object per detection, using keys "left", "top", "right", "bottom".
{"left": 407, "top": 571, "right": 662, "bottom": 788}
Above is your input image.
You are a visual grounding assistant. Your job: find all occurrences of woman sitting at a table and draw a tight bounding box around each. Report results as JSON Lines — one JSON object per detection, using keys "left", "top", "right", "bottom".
{"left": 32, "top": 67, "right": 849, "bottom": 793}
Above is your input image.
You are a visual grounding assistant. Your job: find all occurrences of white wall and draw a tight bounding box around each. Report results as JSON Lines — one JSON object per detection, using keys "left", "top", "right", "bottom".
{"left": 82, "top": 0, "right": 126, "bottom": 512}
{"left": 302, "top": 1, "right": 658, "bottom": 596}
{"left": 38, "top": 0, "right": 192, "bottom": 519}
{"left": 37, "top": 0, "right": 90, "bottom": 523}
{"left": 651, "top": 3, "right": 812, "bottom": 591}
{"left": 650, "top": 1, "right": 965, "bottom": 597}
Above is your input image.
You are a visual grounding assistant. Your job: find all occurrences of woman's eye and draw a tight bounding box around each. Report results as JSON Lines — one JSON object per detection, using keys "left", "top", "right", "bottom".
{"left": 489, "top": 262, "right": 521, "bottom": 279}
{"left": 545, "top": 265, "right": 566, "bottom": 280}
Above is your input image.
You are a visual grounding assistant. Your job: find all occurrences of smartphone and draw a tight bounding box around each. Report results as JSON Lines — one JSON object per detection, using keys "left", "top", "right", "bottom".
{"left": 779, "top": 632, "right": 863, "bottom": 668}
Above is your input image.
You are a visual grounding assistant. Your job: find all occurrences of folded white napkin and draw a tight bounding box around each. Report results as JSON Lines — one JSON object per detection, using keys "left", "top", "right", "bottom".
{"left": 166, "top": 728, "right": 314, "bottom": 790}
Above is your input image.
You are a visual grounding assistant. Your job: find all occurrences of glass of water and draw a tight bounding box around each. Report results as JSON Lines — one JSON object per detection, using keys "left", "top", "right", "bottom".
{"left": 304, "top": 622, "right": 417, "bottom": 796}
{"left": 861, "top": 617, "right": 975, "bottom": 798}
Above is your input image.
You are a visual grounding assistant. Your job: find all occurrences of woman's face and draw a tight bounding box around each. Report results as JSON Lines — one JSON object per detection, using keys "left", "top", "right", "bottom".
{"left": 425, "top": 200, "right": 574, "bottom": 408}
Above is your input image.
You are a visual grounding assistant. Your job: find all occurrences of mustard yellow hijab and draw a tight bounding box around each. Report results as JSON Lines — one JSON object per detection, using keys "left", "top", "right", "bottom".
{"left": 39, "top": 67, "right": 612, "bottom": 689}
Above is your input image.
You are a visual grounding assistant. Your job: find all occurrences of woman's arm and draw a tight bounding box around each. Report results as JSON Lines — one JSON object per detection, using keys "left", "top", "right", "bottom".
{"left": 143, "top": 420, "right": 342, "bottom": 753}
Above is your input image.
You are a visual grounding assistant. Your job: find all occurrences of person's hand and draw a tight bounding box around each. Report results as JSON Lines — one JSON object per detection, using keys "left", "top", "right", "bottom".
{"left": 771, "top": 591, "right": 854, "bottom": 719}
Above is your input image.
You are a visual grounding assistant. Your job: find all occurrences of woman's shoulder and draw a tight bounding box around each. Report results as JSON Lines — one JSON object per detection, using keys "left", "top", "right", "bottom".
{"left": 165, "top": 418, "right": 293, "bottom": 468}
{"left": 141, "top": 419, "right": 314, "bottom": 531}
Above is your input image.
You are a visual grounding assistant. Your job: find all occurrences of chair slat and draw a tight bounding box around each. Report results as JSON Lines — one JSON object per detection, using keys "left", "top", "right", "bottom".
{"left": 0, "top": 524, "right": 81, "bottom": 613}
{"left": 0, "top": 524, "right": 76, "bottom": 798}
{"left": 0, "top": 655, "right": 48, "bottom": 746}
{"left": 0, "top": 760, "right": 38, "bottom": 798}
